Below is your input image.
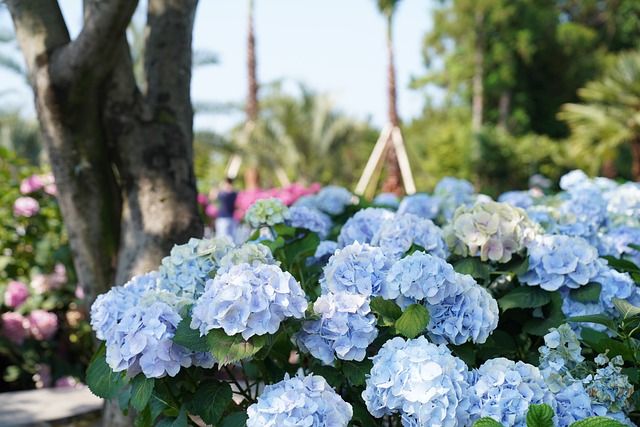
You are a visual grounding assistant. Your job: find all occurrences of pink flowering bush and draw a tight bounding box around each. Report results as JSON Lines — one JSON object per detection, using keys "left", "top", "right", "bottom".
{"left": 0, "top": 148, "right": 93, "bottom": 392}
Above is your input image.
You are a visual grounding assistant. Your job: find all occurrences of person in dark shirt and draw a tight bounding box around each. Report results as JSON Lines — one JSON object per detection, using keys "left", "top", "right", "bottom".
{"left": 211, "top": 177, "right": 238, "bottom": 240}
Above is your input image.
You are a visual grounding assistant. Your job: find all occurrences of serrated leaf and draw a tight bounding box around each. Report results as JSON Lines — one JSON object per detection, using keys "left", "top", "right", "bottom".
{"left": 207, "top": 329, "right": 267, "bottom": 365}
{"left": 342, "top": 359, "right": 373, "bottom": 387}
{"left": 498, "top": 286, "right": 552, "bottom": 311}
{"left": 172, "top": 315, "right": 209, "bottom": 352}
{"left": 370, "top": 297, "right": 403, "bottom": 326}
{"left": 395, "top": 304, "right": 430, "bottom": 339}
{"left": 191, "top": 380, "right": 232, "bottom": 426}
{"left": 566, "top": 314, "right": 615, "bottom": 330}
{"left": 221, "top": 411, "right": 249, "bottom": 427}
{"left": 86, "top": 346, "right": 131, "bottom": 399}
{"left": 569, "top": 282, "right": 602, "bottom": 303}
{"left": 569, "top": 416, "right": 627, "bottom": 427}
{"left": 612, "top": 298, "right": 640, "bottom": 319}
{"left": 526, "top": 403, "right": 554, "bottom": 427}
{"left": 130, "top": 375, "right": 155, "bottom": 411}
{"left": 473, "top": 417, "right": 504, "bottom": 427}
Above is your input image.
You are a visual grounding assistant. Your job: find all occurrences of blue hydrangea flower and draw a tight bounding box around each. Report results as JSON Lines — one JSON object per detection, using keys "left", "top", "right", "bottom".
{"left": 373, "top": 192, "right": 400, "bottom": 208}
{"left": 386, "top": 251, "right": 458, "bottom": 305}
{"left": 520, "top": 235, "right": 600, "bottom": 291}
{"left": 606, "top": 182, "right": 640, "bottom": 218}
{"left": 90, "top": 271, "right": 161, "bottom": 341}
{"left": 313, "top": 185, "right": 354, "bottom": 216}
{"left": 285, "top": 206, "right": 333, "bottom": 239}
{"left": 217, "top": 242, "right": 277, "bottom": 275}
{"left": 559, "top": 170, "right": 590, "bottom": 191}
{"left": 443, "top": 201, "right": 538, "bottom": 263}
{"left": 538, "top": 324, "right": 585, "bottom": 392}
{"left": 320, "top": 242, "right": 394, "bottom": 299}
{"left": 599, "top": 225, "right": 640, "bottom": 266}
{"left": 557, "top": 187, "right": 609, "bottom": 242}
{"left": 295, "top": 292, "right": 377, "bottom": 365}
{"left": 468, "top": 358, "right": 556, "bottom": 427}
{"left": 309, "top": 240, "right": 339, "bottom": 266}
{"left": 244, "top": 198, "right": 291, "bottom": 228}
{"left": 106, "top": 302, "right": 214, "bottom": 378}
{"left": 526, "top": 205, "right": 561, "bottom": 234}
{"left": 371, "top": 213, "right": 449, "bottom": 259}
{"left": 426, "top": 273, "right": 499, "bottom": 345}
{"left": 190, "top": 263, "right": 307, "bottom": 340}
{"left": 433, "top": 176, "right": 476, "bottom": 220}
{"left": 586, "top": 354, "right": 635, "bottom": 417}
{"left": 246, "top": 373, "right": 352, "bottom": 427}
{"left": 362, "top": 336, "right": 474, "bottom": 426}
{"left": 397, "top": 193, "right": 440, "bottom": 220}
{"left": 159, "top": 237, "right": 234, "bottom": 300}
{"left": 498, "top": 190, "right": 534, "bottom": 209}
{"left": 554, "top": 382, "right": 598, "bottom": 426}
{"left": 337, "top": 207, "right": 394, "bottom": 247}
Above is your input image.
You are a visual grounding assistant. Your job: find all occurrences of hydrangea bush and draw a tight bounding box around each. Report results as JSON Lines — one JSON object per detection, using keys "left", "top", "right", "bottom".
{"left": 86, "top": 173, "right": 640, "bottom": 427}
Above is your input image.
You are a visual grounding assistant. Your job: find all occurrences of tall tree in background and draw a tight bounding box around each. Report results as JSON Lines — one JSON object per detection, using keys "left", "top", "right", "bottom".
{"left": 243, "top": 0, "right": 261, "bottom": 189}
{"left": 376, "top": 0, "right": 403, "bottom": 194}
{"left": 559, "top": 51, "right": 640, "bottom": 181}
{"left": 6, "top": 0, "right": 202, "bottom": 314}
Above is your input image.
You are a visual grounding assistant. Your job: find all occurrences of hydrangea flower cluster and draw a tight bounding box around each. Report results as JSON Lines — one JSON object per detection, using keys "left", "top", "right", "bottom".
{"left": 444, "top": 201, "right": 539, "bottom": 263}
{"left": 585, "top": 354, "right": 635, "bottom": 417}
{"left": 337, "top": 207, "right": 394, "bottom": 247}
{"left": 311, "top": 185, "right": 354, "bottom": 216}
{"left": 520, "top": 235, "right": 600, "bottom": 291}
{"left": 284, "top": 206, "right": 333, "bottom": 239}
{"left": 538, "top": 324, "right": 585, "bottom": 392}
{"left": 191, "top": 263, "right": 307, "bottom": 339}
{"left": 433, "top": 176, "right": 476, "bottom": 220}
{"left": 91, "top": 271, "right": 213, "bottom": 378}
{"left": 468, "top": 358, "right": 556, "bottom": 427}
{"left": 557, "top": 187, "right": 609, "bottom": 242}
{"left": 27, "top": 309, "right": 59, "bottom": 340}
{"left": 246, "top": 373, "right": 352, "bottom": 427}
{"left": 599, "top": 225, "right": 640, "bottom": 266}
{"left": 295, "top": 292, "right": 377, "bottom": 365}
{"left": 158, "top": 237, "right": 234, "bottom": 300}
{"left": 320, "top": 243, "right": 394, "bottom": 299}
{"left": 107, "top": 301, "right": 213, "bottom": 378}
{"left": 2, "top": 312, "right": 31, "bottom": 345}
{"left": 559, "top": 169, "right": 590, "bottom": 191}
{"left": 4, "top": 280, "right": 30, "bottom": 308}
{"left": 371, "top": 213, "right": 449, "bottom": 259}
{"left": 497, "top": 190, "right": 535, "bottom": 209}
{"left": 372, "top": 192, "right": 400, "bottom": 208}
{"left": 217, "top": 243, "right": 277, "bottom": 275}
{"left": 396, "top": 193, "right": 440, "bottom": 220}
{"left": 244, "top": 197, "right": 291, "bottom": 228}
{"left": 13, "top": 196, "right": 40, "bottom": 217}
{"left": 605, "top": 182, "right": 640, "bottom": 218}
{"left": 362, "top": 336, "right": 474, "bottom": 426}
{"left": 310, "top": 240, "right": 339, "bottom": 266}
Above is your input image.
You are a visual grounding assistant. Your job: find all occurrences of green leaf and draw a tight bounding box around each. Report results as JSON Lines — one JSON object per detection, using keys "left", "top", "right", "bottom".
{"left": 370, "top": 297, "right": 403, "bottom": 326}
{"left": 284, "top": 231, "right": 320, "bottom": 263}
{"left": 601, "top": 256, "right": 640, "bottom": 274}
{"left": 262, "top": 236, "right": 286, "bottom": 253}
{"left": 351, "top": 400, "right": 377, "bottom": 426}
{"left": 273, "top": 224, "right": 297, "bottom": 238}
{"left": 454, "top": 257, "right": 490, "bottom": 281}
{"left": 191, "top": 380, "right": 232, "bottom": 426}
{"left": 311, "top": 364, "right": 343, "bottom": 388}
{"left": 566, "top": 314, "right": 616, "bottom": 330}
{"left": 172, "top": 315, "right": 209, "bottom": 352}
{"left": 569, "top": 282, "right": 602, "bottom": 303}
{"left": 473, "top": 417, "right": 504, "bottom": 427}
{"left": 526, "top": 403, "right": 554, "bottom": 427}
{"left": 612, "top": 298, "right": 640, "bottom": 319}
{"left": 580, "top": 328, "right": 635, "bottom": 362}
{"left": 130, "top": 375, "right": 155, "bottom": 412}
{"left": 221, "top": 412, "right": 249, "bottom": 427}
{"left": 156, "top": 406, "right": 188, "bottom": 427}
{"left": 395, "top": 304, "right": 430, "bottom": 339}
{"left": 207, "top": 329, "right": 267, "bottom": 365}
{"left": 569, "top": 416, "right": 627, "bottom": 427}
{"left": 523, "top": 318, "right": 563, "bottom": 336}
{"left": 504, "top": 255, "right": 529, "bottom": 276}
{"left": 86, "top": 345, "right": 131, "bottom": 399}
{"left": 342, "top": 359, "right": 373, "bottom": 387}
{"left": 498, "top": 286, "right": 552, "bottom": 311}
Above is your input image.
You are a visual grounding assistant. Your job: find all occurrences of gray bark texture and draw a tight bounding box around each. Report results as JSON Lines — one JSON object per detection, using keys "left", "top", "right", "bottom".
{"left": 6, "top": 0, "right": 203, "bottom": 425}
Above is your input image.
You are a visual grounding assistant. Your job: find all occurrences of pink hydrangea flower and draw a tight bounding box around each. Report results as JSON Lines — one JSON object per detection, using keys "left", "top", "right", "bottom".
{"left": 4, "top": 280, "right": 30, "bottom": 308}
{"left": 204, "top": 203, "right": 219, "bottom": 218}
{"left": 2, "top": 312, "right": 30, "bottom": 345}
{"left": 197, "top": 193, "right": 209, "bottom": 205}
{"left": 13, "top": 196, "right": 40, "bottom": 217}
{"left": 28, "top": 310, "right": 58, "bottom": 340}
{"left": 20, "top": 174, "right": 45, "bottom": 194}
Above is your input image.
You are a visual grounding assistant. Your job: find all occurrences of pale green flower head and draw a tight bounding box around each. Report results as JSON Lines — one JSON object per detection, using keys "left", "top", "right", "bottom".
{"left": 244, "top": 198, "right": 291, "bottom": 228}
{"left": 445, "top": 201, "right": 540, "bottom": 263}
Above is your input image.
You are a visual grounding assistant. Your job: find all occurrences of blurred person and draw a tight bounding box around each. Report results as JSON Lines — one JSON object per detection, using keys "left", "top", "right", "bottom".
{"left": 210, "top": 177, "right": 238, "bottom": 240}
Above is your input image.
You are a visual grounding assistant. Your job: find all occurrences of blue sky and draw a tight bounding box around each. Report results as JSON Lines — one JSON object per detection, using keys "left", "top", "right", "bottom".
{"left": 1, "top": 0, "right": 434, "bottom": 134}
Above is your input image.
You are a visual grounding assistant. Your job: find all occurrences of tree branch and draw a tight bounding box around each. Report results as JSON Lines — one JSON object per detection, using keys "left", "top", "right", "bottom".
{"left": 50, "top": 0, "right": 139, "bottom": 83}
{"left": 5, "top": 0, "right": 70, "bottom": 83}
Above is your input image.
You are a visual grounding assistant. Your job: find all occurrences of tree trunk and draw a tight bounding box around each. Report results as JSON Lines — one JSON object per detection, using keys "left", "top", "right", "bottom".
{"left": 381, "top": 12, "right": 403, "bottom": 196}
{"left": 498, "top": 90, "right": 511, "bottom": 132}
{"left": 602, "top": 157, "right": 617, "bottom": 179}
{"left": 243, "top": 0, "right": 260, "bottom": 190}
{"left": 8, "top": 1, "right": 203, "bottom": 426}
{"left": 472, "top": 10, "right": 484, "bottom": 134}
{"left": 631, "top": 134, "right": 640, "bottom": 182}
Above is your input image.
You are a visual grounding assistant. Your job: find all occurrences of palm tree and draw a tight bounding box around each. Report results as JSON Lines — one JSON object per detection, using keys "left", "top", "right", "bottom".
{"left": 376, "top": 0, "right": 404, "bottom": 194}
{"left": 558, "top": 51, "right": 640, "bottom": 181}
